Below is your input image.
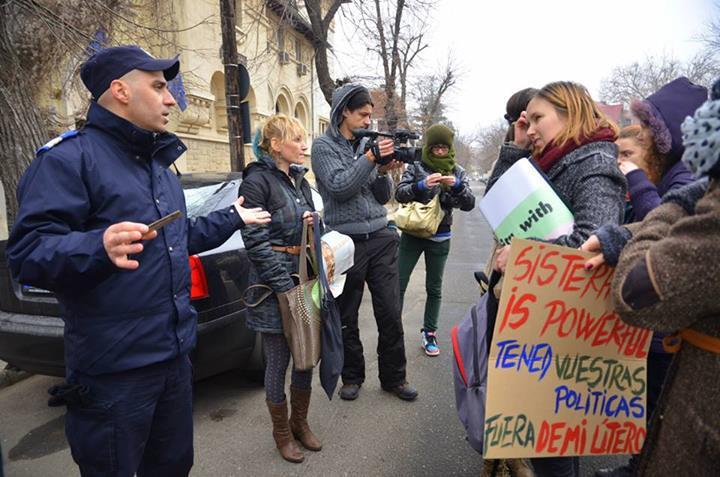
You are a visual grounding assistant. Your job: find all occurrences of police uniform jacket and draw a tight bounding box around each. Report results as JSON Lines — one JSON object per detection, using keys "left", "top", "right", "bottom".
{"left": 6, "top": 102, "right": 243, "bottom": 375}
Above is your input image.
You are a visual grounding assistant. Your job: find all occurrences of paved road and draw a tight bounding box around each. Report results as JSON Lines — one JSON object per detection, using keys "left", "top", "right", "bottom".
{"left": 0, "top": 184, "right": 625, "bottom": 476}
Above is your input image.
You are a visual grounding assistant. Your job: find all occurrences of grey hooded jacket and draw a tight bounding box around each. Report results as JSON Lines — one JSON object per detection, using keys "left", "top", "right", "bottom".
{"left": 311, "top": 83, "right": 391, "bottom": 235}
{"left": 487, "top": 141, "right": 626, "bottom": 248}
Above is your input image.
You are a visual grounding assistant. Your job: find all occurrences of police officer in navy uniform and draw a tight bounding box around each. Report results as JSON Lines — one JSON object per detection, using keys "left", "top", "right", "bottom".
{"left": 6, "top": 45, "right": 271, "bottom": 476}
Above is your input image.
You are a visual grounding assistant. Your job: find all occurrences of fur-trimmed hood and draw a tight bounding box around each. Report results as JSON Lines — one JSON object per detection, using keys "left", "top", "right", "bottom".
{"left": 631, "top": 77, "right": 707, "bottom": 162}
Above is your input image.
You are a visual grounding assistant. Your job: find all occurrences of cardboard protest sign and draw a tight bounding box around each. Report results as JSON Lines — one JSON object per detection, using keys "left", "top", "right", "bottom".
{"left": 480, "top": 159, "right": 574, "bottom": 246}
{"left": 483, "top": 239, "right": 651, "bottom": 459}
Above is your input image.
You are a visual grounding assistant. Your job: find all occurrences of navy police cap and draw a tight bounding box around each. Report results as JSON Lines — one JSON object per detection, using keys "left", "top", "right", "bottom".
{"left": 80, "top": 45, "right": 180, "bottom": 100}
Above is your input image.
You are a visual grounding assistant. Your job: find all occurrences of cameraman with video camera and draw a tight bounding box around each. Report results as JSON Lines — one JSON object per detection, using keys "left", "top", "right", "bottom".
{"left": 311, "top": 83, "right": 418, "bottom": 402}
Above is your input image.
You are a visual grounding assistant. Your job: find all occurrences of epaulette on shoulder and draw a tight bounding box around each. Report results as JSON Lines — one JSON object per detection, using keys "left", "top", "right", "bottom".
{"left": 36, "top": 129, "right": 80, "bottom": 155}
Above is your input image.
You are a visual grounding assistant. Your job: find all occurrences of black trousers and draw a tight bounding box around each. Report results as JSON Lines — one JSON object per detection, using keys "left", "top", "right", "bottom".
{"left": 338, "top": 227, "right": 407, "bottom": 388}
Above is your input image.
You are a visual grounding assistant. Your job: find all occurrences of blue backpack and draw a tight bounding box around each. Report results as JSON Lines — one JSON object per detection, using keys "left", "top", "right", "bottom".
{"left": 451, "top": 272, "right": 500, "bottom": 454}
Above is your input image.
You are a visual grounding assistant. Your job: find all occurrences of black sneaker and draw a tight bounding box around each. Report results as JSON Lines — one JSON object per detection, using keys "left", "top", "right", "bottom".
{"left": 339, "top": 383, "right": 361, "bottom": 400}
{"left": 381, "top": 382, "right": 418, "bottom": 401}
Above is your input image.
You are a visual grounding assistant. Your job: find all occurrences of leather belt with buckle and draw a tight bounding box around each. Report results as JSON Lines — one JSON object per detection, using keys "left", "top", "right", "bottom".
{"left": 271, "top": 245, "right": 302, "bottom": 255}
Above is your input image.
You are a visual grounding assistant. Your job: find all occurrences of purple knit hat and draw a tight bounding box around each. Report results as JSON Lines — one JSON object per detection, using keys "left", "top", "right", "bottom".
{"left": 631, "top": 77, "right": 708, "bottom": 161}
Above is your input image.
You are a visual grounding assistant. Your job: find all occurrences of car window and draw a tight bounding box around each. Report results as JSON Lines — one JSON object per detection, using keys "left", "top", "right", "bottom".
{"left": 184, "top": 181, "right": 240, "bottom": 219}
{"left": 183, "top": 179, "right": 245, "bottom": 253}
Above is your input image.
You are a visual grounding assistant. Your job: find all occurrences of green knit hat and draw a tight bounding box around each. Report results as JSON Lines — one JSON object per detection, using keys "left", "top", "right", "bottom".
{"left": 421, "top": 123, "right": 456, "bottom": 176}
{"left": 424, "top": 124, "right": 454, "bottom": 147}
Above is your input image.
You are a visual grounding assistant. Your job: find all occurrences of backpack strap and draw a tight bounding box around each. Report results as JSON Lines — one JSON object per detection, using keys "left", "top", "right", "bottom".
{"left": 450, "top": 324, "right": 469, "bottom": 387}
{"left": 485, "top": 271, "right": 502, "bottom": 355}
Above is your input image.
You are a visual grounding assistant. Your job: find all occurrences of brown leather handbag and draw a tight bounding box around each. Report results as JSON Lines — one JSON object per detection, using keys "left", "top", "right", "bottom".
{"left": 276, "top": 219, "right": 322, "bottom": 371}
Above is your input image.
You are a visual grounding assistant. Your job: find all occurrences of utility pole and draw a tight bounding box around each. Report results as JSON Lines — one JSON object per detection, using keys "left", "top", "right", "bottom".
{"left": 220, "top": 0, "right": 245, "bottom": 171}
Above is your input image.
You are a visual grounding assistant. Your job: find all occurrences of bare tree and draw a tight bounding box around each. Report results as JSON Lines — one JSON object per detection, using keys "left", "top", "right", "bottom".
{"left": 701, "top": 4, "right": 720, "bottom": 57}
{"left": 599, "top": 52, "right": 720, "bottom": 105}
{"left": 0, "top": 0, "right": 206, "bottom": 227}
{"left": 345, "top": 0, "right": 434, "bottom": 130}
{"left": 453, "top": 133, "right": 480, "bottom": 172}
{"left": 304, "top": 0, "right": 350, "bottom": 105}
{"left": 0, "top": 0, "right": 125, "bottom": 227}
{"left": 395, "top": 22, "right": 429, "bottom": 126}
{"left": 474, "top": 120, "right": 508, "bottom": 173}
{"left": 411, "top": 58, "right": 457, "bottom": 132}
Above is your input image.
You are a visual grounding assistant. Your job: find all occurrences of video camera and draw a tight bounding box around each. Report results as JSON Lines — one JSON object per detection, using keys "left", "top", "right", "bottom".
{"left": 352, "top": 128, "right": 421, "bottom": 166}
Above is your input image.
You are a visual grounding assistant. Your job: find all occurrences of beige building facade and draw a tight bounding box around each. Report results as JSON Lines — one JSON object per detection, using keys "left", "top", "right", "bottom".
{"left": 45, "top": 0, "right": 333, "bottom": 179}
{"left": 2, "top": 1, "right": 334, "bottom": 239}
{"left": 168, "top": 0, "right": 332, "bottom": 180}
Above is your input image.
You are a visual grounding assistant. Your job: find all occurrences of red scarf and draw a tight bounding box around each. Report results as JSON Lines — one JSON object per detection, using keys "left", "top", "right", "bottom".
{"left": 534, "top": 127, "right": 617, "bottom": 173}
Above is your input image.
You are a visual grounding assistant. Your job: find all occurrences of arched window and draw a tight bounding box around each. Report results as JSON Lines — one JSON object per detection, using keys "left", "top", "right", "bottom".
{"left": 275, "top": 94, "right": 290, "bottom": 115}
{"left": 211, "top": 71, "right": 227, "bottom": 132}
{"left": 294, "top": 102, "right": 309, "bottom": 133}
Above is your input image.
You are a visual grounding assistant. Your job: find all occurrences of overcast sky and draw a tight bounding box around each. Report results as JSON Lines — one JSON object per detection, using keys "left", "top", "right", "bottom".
{"left": 333, "top": 0, "right": 716, "bottom": 134}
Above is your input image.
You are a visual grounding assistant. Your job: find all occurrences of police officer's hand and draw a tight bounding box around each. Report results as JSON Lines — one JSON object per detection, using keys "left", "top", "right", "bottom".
{"left": 366, "top": 139, "right": 395, "bottom": 163}
{"left": 103, "top": 222, "right": 156, "bottom": 270}
{"left": 233, "top": 196, "right": 271, "bottom": 225}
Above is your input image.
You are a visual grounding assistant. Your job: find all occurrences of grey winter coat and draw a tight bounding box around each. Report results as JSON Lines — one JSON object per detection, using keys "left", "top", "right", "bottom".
{"left": 311, "top": 83, "right": 392, "bottom": 235}
{"left": 487, "top": 142, "right": 626, "bottom": 247}
{"left": 611, "top": 179, "right": 720, "bottom": 476}
{"left": 239, "top": 156, "right": 315, "bottom": 333}
{"left": 395, "top": 161, "right": 475, "bottom": 234}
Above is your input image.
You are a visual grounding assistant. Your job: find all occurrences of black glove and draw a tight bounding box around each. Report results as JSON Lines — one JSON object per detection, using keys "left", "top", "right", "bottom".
{"left": 374, "top": 144, "right": 394, "bottom": 166}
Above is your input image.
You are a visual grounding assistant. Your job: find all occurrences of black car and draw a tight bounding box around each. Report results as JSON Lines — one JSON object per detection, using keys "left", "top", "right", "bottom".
{"left": 0, "top": 172, "right": 316, "bottom": 381}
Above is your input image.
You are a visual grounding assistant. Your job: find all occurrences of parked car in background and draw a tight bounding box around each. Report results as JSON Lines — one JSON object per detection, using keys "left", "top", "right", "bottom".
{"left": 0, "top": 172, "right": 323, "bottom": 381}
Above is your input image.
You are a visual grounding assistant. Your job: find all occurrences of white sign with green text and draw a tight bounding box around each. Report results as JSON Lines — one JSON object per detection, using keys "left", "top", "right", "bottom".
{"left": 480, "top": 159, "right": 574, "bottom": 245}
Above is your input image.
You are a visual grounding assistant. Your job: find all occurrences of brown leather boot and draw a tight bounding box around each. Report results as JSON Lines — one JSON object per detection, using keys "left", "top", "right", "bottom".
{"left": 506, "top": 458, "right": 534, "bottom": 477}
{"left": 266, "top": 399, "right": 304, "bottom": 463}
{"left": 289, "top": 386, "right": 322, "bottom": 451}
{"left": 480, "top": 459, "right": 500, "bottom": 477}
